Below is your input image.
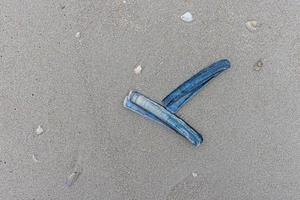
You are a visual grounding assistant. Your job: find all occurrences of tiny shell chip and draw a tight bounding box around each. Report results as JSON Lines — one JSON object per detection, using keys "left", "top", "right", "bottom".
{"left": 134, "top": 65, "right": 142, "bottom": 74}
{"left": 75, "top": 32, "right": 81, "bottom": 38}
{"left": 65, "top": 171, "right": 81, "bottom": 187}
{"left": 181, "top": 12, "right": 193, "bottom": 22}
{"left": 246, "top": 20, "right": 258, "bottom": 31}
{"left": 36, "top": 125, "right": 44, "bottom": 135}
{"left": 32, "top": 154, "right": 39, "bottom": 162}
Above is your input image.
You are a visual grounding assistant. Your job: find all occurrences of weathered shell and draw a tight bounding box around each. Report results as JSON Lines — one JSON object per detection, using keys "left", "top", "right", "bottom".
{"left": 124, "top": 91, "right": 203, "bottom": 146}
{"left": 181, "top": 12, "right": 193, "bottom": 22}
{"left": 162, "top": 59, "right": 231, "bottom": 113}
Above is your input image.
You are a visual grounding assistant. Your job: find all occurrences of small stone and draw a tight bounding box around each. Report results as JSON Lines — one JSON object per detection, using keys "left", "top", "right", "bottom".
{"left": 246, "top": 20, "right": 258, "bottom": 31}
{"left": 181, "top": 12, "right": 193, "bottom": 22}
{"left": 134, "top": 65, "right": 142, "bottom": 74}
{"left": 75, "top": 32, "right": 81, "bottom": 38}
{"left": 257, "top": 60, "right": 263, "bottom": 67}
{"left": 254, "top": 59, "right": 263, "bottom": 71}
{"left": 36, "top": 125, "right": 44, "bottom": 135}
{"left": 192, "top": 172, "right": 197, "bottom": 177}
{"left": 123, "top": 0, "right": 126, "bottom": 3}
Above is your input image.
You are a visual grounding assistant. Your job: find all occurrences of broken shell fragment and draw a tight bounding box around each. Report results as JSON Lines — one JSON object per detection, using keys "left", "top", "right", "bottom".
{"left": 245, "top": 20, "right": 258, "bottom": 31}
{"left": 36, "top": 125, "right": 44, "bottom": 135}
{"left": 65, "top": 163, "right": 83, "bottom": 187}
{"left": 75, "top": 32, "right": 81, "bottom": 38}
{"left": 65, "top": 171, "right": 82, "bottom": 187}
{"left": 32, "top": 154, "right": 39, "bottom": 162}
{"left": 181, "top": 12, "right": 193, "bottom": 22}
{"left": 134, "top": 65, "right": 142, "bottom": 74}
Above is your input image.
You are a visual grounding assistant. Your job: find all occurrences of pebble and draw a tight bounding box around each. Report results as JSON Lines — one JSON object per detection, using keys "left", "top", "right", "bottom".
{"left": 254, "top": 59, "right": 263, "bottom": 71}
{"left": 192, "top": 172, "right": 198, "bottom": 177}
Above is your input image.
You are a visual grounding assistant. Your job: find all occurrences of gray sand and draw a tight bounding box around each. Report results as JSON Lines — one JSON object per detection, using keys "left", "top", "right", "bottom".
{"left": 0, "top": 0, "right": 299, "bottom": 199}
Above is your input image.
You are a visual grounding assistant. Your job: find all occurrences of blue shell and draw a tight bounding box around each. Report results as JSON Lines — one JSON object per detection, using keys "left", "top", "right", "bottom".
{"left": 124, "top": 59, "right": 231, "bottom": 146}
{"left": 124, "top": 91, "right": 203, "bottom": 146}
{"left": 162, "top": 59, "right": 230, "bottom": 113}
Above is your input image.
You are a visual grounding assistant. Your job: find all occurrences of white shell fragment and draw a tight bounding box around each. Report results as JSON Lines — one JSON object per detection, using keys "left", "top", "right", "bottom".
{"left": 32, "top": 154, "right": 39, "bottom": 162}
{"left": 36, "top": 125, "right": 44, "bottom": 135}
{"left": 134, "top": 65, "right": 142, "bottom": 74}
{"left": 192, "top": 172, "right": 198, "bottom": 177}
{"left": 245, "top": 20, "right": 258, "bottom": 31}
{"left": 75, "top": 32, "right": 81, "bottom": 38}
{"left": 181, "top": 12, "right": 193, "bottom": 22}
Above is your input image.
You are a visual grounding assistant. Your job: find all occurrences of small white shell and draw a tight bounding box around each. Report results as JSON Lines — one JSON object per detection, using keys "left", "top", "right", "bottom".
{"left": 36, "top": 125, "right": 44, "bottom": 135}
{"left": 32, "top": 154, "right": 39, "bottom": 162}
{"left": 75, "top": 32, "right": 81, "bottom": 38}
{"left": 181, "top": 12, "right": 193, "bottom": 22}
{"left": 245, "top": 20, "right": 258, "bottom": 31}
{"left": 134, "top": 65, "right": 142, "bottom": 74}
{"left": 192, "top": 172, "right": 198, "bottom": 177}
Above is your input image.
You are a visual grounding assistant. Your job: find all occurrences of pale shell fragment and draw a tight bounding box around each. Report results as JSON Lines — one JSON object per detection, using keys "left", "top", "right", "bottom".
{"left": 65, "top": 171, "right": 81, "bottom": 187}
{"left": 75, "top": 32, "right": 81, "bottom": 38}
{"left": 134, "top": 65, "right": 142, "bottom": 74}
{"left": 32, "top": 154, "right": 39, "bottom": 162}
{"left": 36, "top": 125, "right": 44, "bottom": 135}
{"left": 181, "top": 12, "right": 193, "bottom": 22}
{"left": 246, "top": 20, "right": 258, "bottom": 31}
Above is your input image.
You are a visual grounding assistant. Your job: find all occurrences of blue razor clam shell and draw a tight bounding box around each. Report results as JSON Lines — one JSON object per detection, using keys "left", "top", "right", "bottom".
{"left": 123, "top": 94, "right": 164, "bottom": 126}
{"left": 162, "top": 59, "right": 231, "bottom": 113}
{"left": 124, "top": 91, "right": 203, "bottom": 146}
{"left": 124, "top": 59, "right": 231, "bottom": 146}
